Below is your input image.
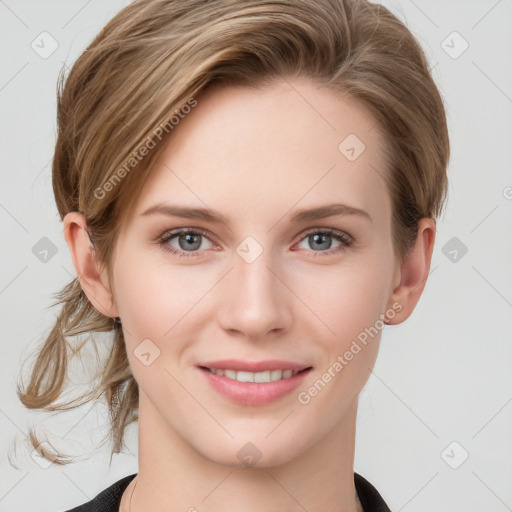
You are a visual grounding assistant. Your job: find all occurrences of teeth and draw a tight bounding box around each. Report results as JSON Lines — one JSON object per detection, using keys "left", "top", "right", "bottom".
{"left": 208, "top": 368, "right": 299, "bottom": 383}
{"left": 254, "top": 371, "right": 271, "bottom": 383}
{"left": 270, "top": 369, "right": 283, "bottom": 381}
{"left": 237, "top": 370, "right": 254, "bottom": 382}
{"left": 224, "top": 369, "right": 237, "bottom": 380}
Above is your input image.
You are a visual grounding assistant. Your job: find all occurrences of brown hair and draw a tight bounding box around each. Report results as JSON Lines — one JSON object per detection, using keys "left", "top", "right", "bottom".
{"left": 16, "top": 0, "right": 449, "bottom": 465}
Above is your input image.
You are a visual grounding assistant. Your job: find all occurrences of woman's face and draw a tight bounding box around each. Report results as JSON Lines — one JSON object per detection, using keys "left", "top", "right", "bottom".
{"left": 110, "top": 77, "right": 401, "bottom": 467}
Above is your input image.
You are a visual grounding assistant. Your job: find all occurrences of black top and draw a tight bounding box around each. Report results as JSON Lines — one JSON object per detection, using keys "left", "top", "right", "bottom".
{"left": 64, "top": 472, "right": 391, "bottom": 511}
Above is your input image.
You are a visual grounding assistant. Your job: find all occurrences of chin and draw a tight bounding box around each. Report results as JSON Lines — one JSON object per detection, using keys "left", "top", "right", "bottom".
{"left": 195, "top": 432, "right": 309, "bottom": 470}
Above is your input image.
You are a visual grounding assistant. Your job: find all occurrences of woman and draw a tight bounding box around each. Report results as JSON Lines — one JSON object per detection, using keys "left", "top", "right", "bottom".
{"left": 18, "top": 0, "right": 449, "bottom": 510}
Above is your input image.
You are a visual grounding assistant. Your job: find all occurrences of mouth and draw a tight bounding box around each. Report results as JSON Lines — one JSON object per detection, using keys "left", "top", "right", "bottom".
{"left": 197, "top": 359, "right": 313, "bottom": 406}
{"left": 199, "top": 366, "right": 310, "bottom": 383}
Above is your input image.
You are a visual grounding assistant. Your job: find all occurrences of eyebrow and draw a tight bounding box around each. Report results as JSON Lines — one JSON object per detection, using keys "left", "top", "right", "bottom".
{"left": 140, "top": 202, "right": 372, "bottom": 224}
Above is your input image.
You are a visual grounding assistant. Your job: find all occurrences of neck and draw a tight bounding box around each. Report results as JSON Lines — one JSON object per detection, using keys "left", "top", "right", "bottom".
{"left": 129, "top": 391, "right": 363, "bottom": 512}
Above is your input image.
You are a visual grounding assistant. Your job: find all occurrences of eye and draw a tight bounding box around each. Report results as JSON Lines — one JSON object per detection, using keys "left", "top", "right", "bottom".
{"left": 157, "top": 228, "right": 216, "bottom": 258}
{"left": 156, "top": 227, "right": 353, "bottom": 259}
{"left": 294, "top": 228, "right": 353, "bottom": 257}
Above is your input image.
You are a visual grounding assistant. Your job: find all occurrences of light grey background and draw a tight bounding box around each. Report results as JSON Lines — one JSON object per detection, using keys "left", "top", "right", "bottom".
{"left": 1, "top": 1, "right": 511, "bottom": 511}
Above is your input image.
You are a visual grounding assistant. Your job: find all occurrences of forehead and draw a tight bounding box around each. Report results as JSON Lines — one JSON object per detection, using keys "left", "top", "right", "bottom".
{"left": 131, "top": 77, "right": 391, "bottom": 231}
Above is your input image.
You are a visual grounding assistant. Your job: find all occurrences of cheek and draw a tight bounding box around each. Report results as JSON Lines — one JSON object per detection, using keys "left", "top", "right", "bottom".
{"left": 299, "top": 266, "right": 389, "bottom": 405}
{"left": 112, "top": 252, "right": 192, "bottom": 334}
{"left": 113, "top": 267, "right": 161, "bottom": 335}
{"left": 301, "top": 257, "right": 393, "bottom": 404}
{"left": 304, "top": 255, "right": 391, "bottom": 343}
{"left": 112, "top": 253, "right": 212, "bottom": 375}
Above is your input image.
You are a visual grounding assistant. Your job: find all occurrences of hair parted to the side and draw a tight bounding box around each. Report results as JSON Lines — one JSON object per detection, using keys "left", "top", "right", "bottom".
{"left": 16, "top": 0, "right": 449, "bottom": 466}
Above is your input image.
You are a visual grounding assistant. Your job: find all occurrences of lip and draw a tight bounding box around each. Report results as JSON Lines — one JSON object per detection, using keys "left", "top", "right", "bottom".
{"left": 197, "top": 360, "right": 312, "bottom": 406}
{"left": 198, "top": 359, "right": 311, "bottom": 372}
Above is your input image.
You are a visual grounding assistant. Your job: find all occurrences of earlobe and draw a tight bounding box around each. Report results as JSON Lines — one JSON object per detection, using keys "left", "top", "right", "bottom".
{"left": 63, "top": 212, "right": 119, "bottom": 318}
{"left": 385, "top": 218, "right": 436, "bottom": 325}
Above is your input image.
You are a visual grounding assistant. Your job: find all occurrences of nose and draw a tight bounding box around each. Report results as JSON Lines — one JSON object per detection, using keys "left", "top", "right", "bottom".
{"left": 216, "top": 243, "right": 293, "bottom": 341}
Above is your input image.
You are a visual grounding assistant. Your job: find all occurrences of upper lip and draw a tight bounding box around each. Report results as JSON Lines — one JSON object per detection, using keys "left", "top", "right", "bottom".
{"left": 198, "top": 359, "right": 312, "bottom": 373}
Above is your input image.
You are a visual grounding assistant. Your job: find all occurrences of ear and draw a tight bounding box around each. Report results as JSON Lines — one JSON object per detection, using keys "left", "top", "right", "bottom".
{"left": 384, "top": 218, "right": 436, "bottom": 324}
{"left": 63, "top": 212, "right": 119, "bottom": 318}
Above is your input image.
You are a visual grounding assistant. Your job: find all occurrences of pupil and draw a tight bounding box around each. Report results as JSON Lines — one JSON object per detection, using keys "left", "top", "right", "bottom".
{"left": 180, "top": 233, "right": 201, "bottom": 251}
{"left": 311, "top": 233, "right": 330, "bottom": 250}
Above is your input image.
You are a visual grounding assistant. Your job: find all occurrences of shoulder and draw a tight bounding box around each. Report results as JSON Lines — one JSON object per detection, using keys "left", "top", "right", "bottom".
{"left": 354, "top": 472, "right": 392, "bottom": 512}
{"left": 62, "top": 473, "right": 137, "bottom": 512}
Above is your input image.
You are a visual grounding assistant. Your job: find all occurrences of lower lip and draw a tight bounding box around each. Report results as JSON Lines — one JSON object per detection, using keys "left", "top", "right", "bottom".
{"left": 198, "top": 367, "right": 312, "bottom": 406}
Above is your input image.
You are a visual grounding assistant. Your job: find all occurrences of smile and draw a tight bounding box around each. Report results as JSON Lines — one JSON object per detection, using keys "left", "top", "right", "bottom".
{"left": 197, "top": 361, "right": 313, "bottom": 406}
{"left": 205, "top": 368, "right": 301, "bottom": 383}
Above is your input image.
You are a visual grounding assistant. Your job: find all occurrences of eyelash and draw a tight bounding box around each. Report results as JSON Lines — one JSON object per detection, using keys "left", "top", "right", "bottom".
{"left": 156, "top": 227, "right": 353, "bottom": 259}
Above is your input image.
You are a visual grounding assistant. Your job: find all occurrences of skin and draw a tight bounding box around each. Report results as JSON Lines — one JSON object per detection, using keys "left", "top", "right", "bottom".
{"left": 64, "top": 77, "right": 435, "bottom": 512}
